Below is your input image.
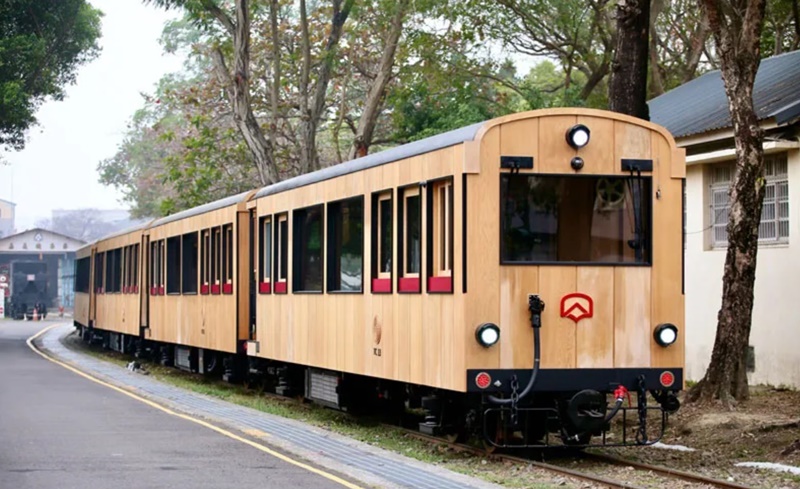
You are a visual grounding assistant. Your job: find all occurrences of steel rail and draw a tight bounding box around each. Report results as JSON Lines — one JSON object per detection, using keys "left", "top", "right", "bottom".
{"left": 583, "top": 452, "right": 754, "bottom": 489}
{"left": 398, "top": 429, "right": 645, "bottom": 489}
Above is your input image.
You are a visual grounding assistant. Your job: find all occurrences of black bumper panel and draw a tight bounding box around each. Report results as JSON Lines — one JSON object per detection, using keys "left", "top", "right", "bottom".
{"left": 466, "top": 368, "right": 683, "bottom": 394}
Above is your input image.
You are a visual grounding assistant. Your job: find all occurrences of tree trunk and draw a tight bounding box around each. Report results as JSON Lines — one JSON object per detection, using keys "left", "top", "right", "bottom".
{"left": 348, "top": 0, "right": 409, "bottom": 160}
{"left": 682, "top": 13, "right": 711, "bottom": 83}
{"left": 207, "top": 0, "right": 278, "bottom": 186}
{"left": 298, "top": 0, "right": 354, "bottom": 174}
{"left": 609, "top": 0, "right": 651, "bottom": 119}
{"left": 268, "top": 0, "right": 281, "bottom": 157}
{"left": 648, "top": 0, "right": 666, "bottom": 97}
{"left": 688, "top": 0, "right": 767, "bottom": 406}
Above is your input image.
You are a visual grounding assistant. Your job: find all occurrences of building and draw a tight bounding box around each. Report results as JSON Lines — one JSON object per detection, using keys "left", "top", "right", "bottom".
{"left": 0, "top": 198, "right": 15, "bottom": 238}
{"left": 650, "top": 49, "right": 800, "bottom": 387}
{"left": 0, "top": 228, "right": 85, "bottom": 316}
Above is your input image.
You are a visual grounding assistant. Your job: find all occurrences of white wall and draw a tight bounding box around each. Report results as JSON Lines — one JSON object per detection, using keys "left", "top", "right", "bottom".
{"left": 685, "top": 148, "right": 800, "bottom": 387}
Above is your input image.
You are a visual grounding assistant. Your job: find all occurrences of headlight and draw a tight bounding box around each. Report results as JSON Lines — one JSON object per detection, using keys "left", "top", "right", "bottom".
{"left": 566, "top": 124, "right": 591, "bottom": 149}
{"left": 475, "top": 323, "right": 500, "bottom": 348}
{"left": 653, "top": 323, "right": 678, "bottom": 347}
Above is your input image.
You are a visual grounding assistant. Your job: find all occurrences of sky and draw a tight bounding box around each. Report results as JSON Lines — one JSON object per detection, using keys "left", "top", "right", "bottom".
{"left": 0, "top": 1, "right": 184, "bottom": 229}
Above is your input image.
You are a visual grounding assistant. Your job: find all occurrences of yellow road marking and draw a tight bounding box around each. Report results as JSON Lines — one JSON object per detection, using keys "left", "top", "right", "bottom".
{"left": 243, "top": 428, "right": 270, "bottom": 438}
{"left": 27, "top": 325, "right": 365, "bottom": 489}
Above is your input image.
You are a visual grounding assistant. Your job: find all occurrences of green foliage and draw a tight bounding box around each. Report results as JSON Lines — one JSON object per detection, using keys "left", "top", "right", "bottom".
{"left": 0, "top": 0, "right": 102, "bottom": 150}
{"left": 761, "top": 0, "right": 800, "bottom": 56}
{"left": 100, "top": 0, "right": 798, "bottom": 218}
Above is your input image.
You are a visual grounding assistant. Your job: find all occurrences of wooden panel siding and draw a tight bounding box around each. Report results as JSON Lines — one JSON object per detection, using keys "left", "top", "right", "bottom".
{"left": 94, "top": 231, "right": 143, "bottom": 336}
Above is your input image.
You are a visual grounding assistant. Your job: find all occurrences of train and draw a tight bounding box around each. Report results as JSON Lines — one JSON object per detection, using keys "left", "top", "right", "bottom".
{"left": 74, "top": 108, "right": 685, "bottom": 448}
{"left": 8, "top": 261, "right": 49, "bottom": 320}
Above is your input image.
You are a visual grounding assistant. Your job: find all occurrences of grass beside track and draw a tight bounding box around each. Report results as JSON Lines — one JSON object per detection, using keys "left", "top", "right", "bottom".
{"left": 63, "top": 332, "right": 574, "bottom": 489}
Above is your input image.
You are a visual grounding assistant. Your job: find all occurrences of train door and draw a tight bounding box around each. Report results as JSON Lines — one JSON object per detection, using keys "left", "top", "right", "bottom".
{"left": 140, "top": 234, "right": 149, "bottom": 335}
{"left": 248, "top": 209, "right": 256, "bottom": 340}
{"left": 89, "top": 248, "right": 96, "bottom": 327}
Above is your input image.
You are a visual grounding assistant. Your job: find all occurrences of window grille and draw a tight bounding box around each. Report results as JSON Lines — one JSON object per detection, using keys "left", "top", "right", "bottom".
{"left": 708, "top": 153, "right": 789, "bottom": 247}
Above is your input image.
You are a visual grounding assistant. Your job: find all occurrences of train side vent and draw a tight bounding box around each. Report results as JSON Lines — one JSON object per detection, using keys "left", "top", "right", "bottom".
{"left": 305, "top": 369, "right": 341, "bottom": 409}
{"left": 174, "top": 346, "right": 192, "bottom": 372}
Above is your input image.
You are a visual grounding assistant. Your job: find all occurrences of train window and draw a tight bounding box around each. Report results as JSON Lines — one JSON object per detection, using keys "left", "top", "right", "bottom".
{"left": 258, "top": 216, "right": 272, "bottom": 293}
{"left": 112, "top": 248, "right": 122, "bottom": 293}
{"left": 200, "top": 230, "right": 210, "bottom": 294}
{"left": 105, "top": 248, "right": 122, "bottom": 293}
{"left": 166, "top": 237, "right": 181, "bottom": 294}
{"left": 274, "top": 214, "right": 288, "bottom": 293}
{"left": 428, "top": 178, "right": 453, "bottom": 293}
{"left": 150, "top": 242, "right": 157, "bottom": 295}
{"left": 75, "top": 257, "right": 90, "bottom": 293}
{"left": 500, "top": 174, "right": 652, "bottom": 264}
{"left": 121, "top": 246, "right": 127, "bottom": 293}
{"left": 105, "top": 249, "right": 114, "bottom": 293}
{"left": 211, "top": 227, "right": 221, "bottom": 294}
{"left": 371, "top": 191, "right": 392, "bottom": 293}
{"left": 150, "top": 241, "right": 165, "bottom": 295}
{"left": 122, "top": 246, "right": 132, "bottom": 294}
{"left": 222, "top": 223, "right": 234, "bottom": 294}
{"left": 95, "top": 252, "right": 104, "bottom": 293}
{"left": 327, "top": 197, "right": 363, "bottom": 293}
{"left": 293, "top": 205, "right": 323, "bottom": 293}
{"left": 292, "top": 205, "right": 323, "bottom": 292}
{"left": 398, "top": 186, "right": 422, "bottom": 293}
{"left": 132, "top": 243, "right": 139, "bottom": 293}
{"left": 182, "top": 232, "right": 198, "bottom": 294}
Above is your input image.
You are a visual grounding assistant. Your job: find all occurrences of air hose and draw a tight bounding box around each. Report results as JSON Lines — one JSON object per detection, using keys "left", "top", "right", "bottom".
{"left": 604, "top": 385, "right": 629, "bottom": 422}
{"left": 488, "top": 295, "right": 543, "bottom": 405}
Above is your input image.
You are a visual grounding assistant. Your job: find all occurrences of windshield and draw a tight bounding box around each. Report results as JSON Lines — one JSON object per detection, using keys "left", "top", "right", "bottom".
{"left": 500, "top": 174, "right": 651, "bottom": 264}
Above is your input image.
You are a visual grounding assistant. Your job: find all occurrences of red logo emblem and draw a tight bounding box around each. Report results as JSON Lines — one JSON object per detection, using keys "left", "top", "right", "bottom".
{"left": 560, "top": 293, "right": 594, "bottom": 323}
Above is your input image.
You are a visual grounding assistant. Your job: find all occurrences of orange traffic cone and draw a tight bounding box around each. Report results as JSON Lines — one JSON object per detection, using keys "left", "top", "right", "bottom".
{"left": 32, "top": 308, "right": 38, "bottom": 321}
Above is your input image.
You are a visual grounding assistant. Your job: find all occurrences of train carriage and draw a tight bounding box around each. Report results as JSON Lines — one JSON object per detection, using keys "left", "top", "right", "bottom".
{"left": 75, "top": 108, "right": 685, "bottom": 448}
{"left": 143, "top": 192, "right": 253, "bottom": 372}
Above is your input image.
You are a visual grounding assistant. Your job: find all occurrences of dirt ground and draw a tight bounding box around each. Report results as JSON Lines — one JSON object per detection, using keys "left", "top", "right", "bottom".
{"left": 603, "top": 386, "right": 800, "bottom": 488}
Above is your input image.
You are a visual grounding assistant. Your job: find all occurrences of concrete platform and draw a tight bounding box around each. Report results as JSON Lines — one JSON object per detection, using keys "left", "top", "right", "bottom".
{"left": 36, "top": 323, "right": 503, "bottom": 489}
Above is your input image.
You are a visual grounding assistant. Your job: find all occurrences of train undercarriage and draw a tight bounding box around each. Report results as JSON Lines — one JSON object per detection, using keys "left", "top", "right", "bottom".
{"left": 74, "top": 319, "right": 680, "bottom": 449}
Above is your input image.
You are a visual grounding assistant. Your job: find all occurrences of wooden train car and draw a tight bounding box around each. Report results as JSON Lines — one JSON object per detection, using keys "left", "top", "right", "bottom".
{"left": 75, "top": 108, "right": 685, "bottom": 448}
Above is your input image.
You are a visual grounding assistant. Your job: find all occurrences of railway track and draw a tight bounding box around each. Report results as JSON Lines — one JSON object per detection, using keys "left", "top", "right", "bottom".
{"left": 398, "top": 428, "right": 753, "bottom": 489}
{"left": 71, "top": 338, "right": 754, "bottom": 489}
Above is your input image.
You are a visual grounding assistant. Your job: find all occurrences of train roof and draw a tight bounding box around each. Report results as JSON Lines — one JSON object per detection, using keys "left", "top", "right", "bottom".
{"left": 254, "top": 122, "right": 484, "bottom": 199}
{"left": 149, "top": 191, "right": 252, "bottom": 228}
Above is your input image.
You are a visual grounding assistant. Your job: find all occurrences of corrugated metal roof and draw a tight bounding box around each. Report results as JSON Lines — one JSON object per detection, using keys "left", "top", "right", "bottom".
{"left": 649, "top": 49, "right": 800, "bottom": 139}
{"left": 254, "top": 122, "right": 484, "bottom": 199}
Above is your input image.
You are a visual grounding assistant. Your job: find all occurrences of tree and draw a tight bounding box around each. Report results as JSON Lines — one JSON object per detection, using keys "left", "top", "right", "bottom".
{"left": 0, "top": 0, "right": 102, "bottom": 151}
{"left": 347, "top": 0, "right": 410, "bottom": 159}
{"left": 609, "top": 0, "right": 651, "bottom": 119}
{"left": 688, "top": 0, "right": 768, "bottom": 405}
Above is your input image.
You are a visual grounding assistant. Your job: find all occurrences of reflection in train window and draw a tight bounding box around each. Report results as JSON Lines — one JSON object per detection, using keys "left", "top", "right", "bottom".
{"left": 182, "top": 232, "right": 198, "bottom": 294}
{"left": 293, "top": 205, "right": 323, "bottom": 293}
{"left": 274, "top": 214, "right": 288, "bottom": 293}
{"left": 500, "top": 174, "right": 651, "bottom": 264}
{"left": 222, "top": 223, "right": 234, "bottom": 294}
{"left": 327, "top": 197, "right": 363, "bottom": 292}
{"left": 370, "top": 191, "right": 392, "bottom": 293}
{"left": 166, "top": 236, "right": 181, "bottom": 294}
{"left": 428, "top": 179, "right": 453, "bottom": 292}
{"left": 259, "top": 216, "right": 272, "bottom": 293}
{"left": 398, "top": 186, "right": 421, "bottom": 292}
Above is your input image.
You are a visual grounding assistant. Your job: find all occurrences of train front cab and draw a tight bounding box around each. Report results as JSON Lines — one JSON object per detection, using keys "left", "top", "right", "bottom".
{"left": 463, "top": 110, "right": 685, "bottom": 447}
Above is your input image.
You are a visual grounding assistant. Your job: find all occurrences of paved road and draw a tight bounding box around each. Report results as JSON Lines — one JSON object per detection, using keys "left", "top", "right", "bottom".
{"left": 0, "top": 321, "right": 349, "bottom": 489}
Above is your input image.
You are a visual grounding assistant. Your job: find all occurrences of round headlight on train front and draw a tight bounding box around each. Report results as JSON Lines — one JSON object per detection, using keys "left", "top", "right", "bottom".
{"left": 566, "top": 124, "right": 591, "bottom": 149}
{"left": 654, "top": 323, "right": 678, "bottom": 347}
{"left": 475, "top": 323, "right": 500, "bottom": 348}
